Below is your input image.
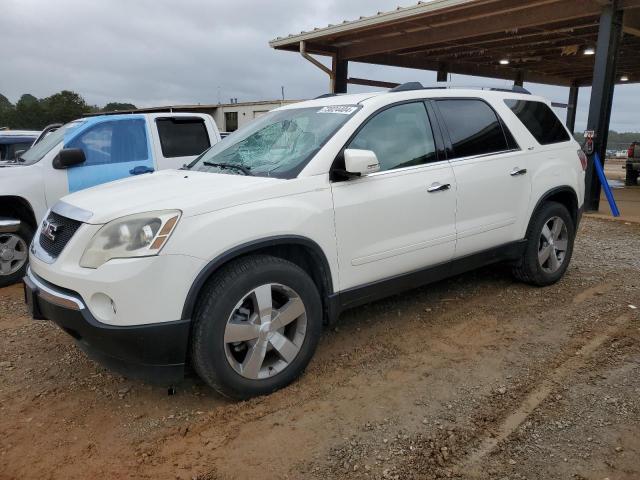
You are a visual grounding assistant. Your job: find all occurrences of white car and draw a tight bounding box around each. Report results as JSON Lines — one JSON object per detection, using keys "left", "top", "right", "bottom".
{"left": 0, "top": 130, "right": 40, "bottom": 163}
{"left": 24, "top": 85, "right": 586, "bottom": 398}
{"left": 0, "top": 112, "right": 220, "bottom": 286}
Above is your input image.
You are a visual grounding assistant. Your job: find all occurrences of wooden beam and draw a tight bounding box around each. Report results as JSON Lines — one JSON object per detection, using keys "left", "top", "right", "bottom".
{"left": 398, "top": 23, "right": 600, "bottom": 58}
{"left": 623, "top": 8, "right": 640, "bottom": 35}
{"left": 324, "top": 0, "right": 555, "bottom": 45}
{"left": 342, "top": 0, "right": 604, "bottom": 60}
{"left": 355, "top": 53, "right": 573, "bottom": 86}
{"left": 347, "top": 77, "right": 400, "bottom": 88}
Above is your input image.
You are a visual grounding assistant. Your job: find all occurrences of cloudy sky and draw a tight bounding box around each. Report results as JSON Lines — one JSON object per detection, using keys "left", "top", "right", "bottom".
{"left": 3, "top": 0, "right": 639, "bottom": 133}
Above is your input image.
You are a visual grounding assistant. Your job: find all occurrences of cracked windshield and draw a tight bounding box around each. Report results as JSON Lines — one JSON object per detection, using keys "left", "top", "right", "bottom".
{"left": 189, "top": 105, "right": 359, "bottom": 178}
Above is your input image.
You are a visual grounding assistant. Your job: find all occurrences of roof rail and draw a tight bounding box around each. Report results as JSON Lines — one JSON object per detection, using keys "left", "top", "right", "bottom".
{"left": 389, "top": 81, "right": 424, "bottom": 92}
{"left": 489, "top": 85, "right": 531, "bottom": 94}
{"left": 388, "top": 82, "right": 531, "bottom": 95}
{"left": 314, "top": 93, "right": 339, "bottom": 99}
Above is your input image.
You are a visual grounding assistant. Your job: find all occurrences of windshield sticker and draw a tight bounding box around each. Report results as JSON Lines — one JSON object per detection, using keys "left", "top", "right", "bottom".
{"left": 317, "top": 106, "right": 358, "bottom": 115}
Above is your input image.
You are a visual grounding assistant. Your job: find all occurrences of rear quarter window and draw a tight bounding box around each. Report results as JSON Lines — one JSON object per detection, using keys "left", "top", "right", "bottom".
{"left": 156, "top": 117, "right": 211, "bottom": 157}
{"left": 504, "top": 99, "right": 570, "bottom": 145}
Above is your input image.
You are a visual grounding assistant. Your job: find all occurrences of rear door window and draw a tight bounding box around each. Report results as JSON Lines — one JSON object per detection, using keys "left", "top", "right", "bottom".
{"left": 156, "top": 117, "right": 211, "bottom": 157}
{"left": 504, "top": 99, "right": 570, "bottom": 145}
{"left": 436, "top": 99, "right": 511, "bottom": 159}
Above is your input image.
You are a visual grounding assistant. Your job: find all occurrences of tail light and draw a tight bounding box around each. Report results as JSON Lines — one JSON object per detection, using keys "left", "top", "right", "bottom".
{"left": 577, "top": 149, "right": 587, "bottom": 171}
{"left": 628, "top": 144, "right": 635, "bottom": 158}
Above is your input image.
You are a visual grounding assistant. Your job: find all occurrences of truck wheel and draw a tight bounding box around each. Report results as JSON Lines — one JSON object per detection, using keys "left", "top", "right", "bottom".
{"left": 625, "top": 165, "right": 638, "bottom": 186}
{"left": 0, "top": 223, "right": 33, "bottom": 288}
{"left": 191, "top": 255, "right": 322, "bottom": 399}
{"left": 512, "top": 202, "right": 575, "bottom": 286}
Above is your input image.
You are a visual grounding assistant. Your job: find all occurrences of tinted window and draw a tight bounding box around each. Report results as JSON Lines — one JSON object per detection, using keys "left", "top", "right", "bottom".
{"left": 156, "top": 118, "right": 211, "bottom": 157}
{"left": 437, "top": 99, "right": 509, "bottom": 159}
{"left": 0, "top": 141, "right": 33, "bottom": 161}
{"left": 66, "top": 119, "right": 149, "bottom": 166}
{"left": 348, "top": 102, "right": 436, "bottom": 171}
{"left": 505, "top": 99, "right": 570, "bottom": 145}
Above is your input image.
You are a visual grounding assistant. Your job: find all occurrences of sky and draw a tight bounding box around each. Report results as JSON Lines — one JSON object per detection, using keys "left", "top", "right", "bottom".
{"left": 2, "top": 0, "right": 639, "bottom": 132}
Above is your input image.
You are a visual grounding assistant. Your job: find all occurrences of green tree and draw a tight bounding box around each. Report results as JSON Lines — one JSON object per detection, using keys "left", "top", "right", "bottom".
{"left": 13, "top": 94, "right": 44, "bottom": 130}
{"left": 102, "top": 102, "right": 137, "bottom": 112}
{"left": 40, "top": 90, "right": 91, "bottom": 126}
{"left": 0, "top": 94, "right": 15, "bottom": 128}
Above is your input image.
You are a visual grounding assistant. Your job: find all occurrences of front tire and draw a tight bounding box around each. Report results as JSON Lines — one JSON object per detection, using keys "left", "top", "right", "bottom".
{"left": 512, "top": 202, "right": 575, "bottom": 286}
{"left": 0, "top": 223, "right": 33, "bottom": 288}
{"left": 191, "top": 255, "right": 322, "bottom": 399}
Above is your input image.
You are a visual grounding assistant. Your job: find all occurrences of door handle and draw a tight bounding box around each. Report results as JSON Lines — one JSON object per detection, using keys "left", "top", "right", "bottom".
{"left": 510, "top": 167, "right": 527, "bottom": 176}
{"left": 427, "top": 182, "right": 451, "bottom": 193}
{"left": 130, "top": 165, "right": 155, "bottom": 175}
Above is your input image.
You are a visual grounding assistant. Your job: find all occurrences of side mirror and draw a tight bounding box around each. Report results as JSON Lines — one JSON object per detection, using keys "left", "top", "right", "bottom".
{"left": 344, "top": 149, "right": 380, "bottom": 176}
{"left": 53, "top": 148, "right": 86, "bottom": 169}
{"left": 14, "top": 149, "right": 27, "bottom": 158}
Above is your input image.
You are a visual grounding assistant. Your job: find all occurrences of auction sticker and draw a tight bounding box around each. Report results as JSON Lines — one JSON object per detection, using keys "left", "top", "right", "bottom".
{"left": 317, "top": 105, "right": 358, "bottom": 115}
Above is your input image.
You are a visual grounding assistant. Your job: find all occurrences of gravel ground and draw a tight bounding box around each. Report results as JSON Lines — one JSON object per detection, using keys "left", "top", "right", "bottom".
{"left": 0, "top": 216, "right": 639, "bottom": 479}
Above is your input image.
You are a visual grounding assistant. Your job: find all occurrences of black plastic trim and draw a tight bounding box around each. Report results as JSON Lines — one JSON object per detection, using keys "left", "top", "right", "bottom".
{"left": 530, "top": 186, "right": 580, "bottom": 227}
{"left": 327, "top": 240, "right": 527, "bottom": 320}
{"left": 24, "top": 275, "right": 190, "bottom": 384}
{"left": 181, "top": 235, "right": 334, "bottom": 320}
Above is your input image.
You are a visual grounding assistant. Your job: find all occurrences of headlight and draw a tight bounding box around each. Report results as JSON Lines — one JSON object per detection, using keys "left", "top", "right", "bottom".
{"left": 80, "top": 210, "right": 181, "bottom": 268}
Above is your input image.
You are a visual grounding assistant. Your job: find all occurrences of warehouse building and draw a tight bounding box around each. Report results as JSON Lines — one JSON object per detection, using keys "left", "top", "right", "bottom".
{"left": 108, "top": 99, "right": 301, "bottom": 133}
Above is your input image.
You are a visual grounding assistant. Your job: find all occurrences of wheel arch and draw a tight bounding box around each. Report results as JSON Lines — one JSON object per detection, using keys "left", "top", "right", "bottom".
{"left": 181, "top": 235, "right": 335, "bottom": 323}
{"left": 530, "top": 186, "right": 580, "bottom": 230}
{"left": 0, "top": 196, "right": 37, "bottom": 229}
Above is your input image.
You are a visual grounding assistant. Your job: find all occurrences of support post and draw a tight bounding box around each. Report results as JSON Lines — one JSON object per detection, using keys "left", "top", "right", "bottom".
{"left": 566, "top": 82, "right": 579, "bottom": 134}
{"left": 332, "top": 55, "right": 348, "bottom": 94}
{"left": 437, "top": 62, "right": 448, "bottom": 82}
{"left": 584, "top": 3, "right": 622, "bottom": 212}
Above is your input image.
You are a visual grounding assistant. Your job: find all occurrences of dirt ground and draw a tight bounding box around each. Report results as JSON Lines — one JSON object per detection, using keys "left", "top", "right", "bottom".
{"left": 1, "top": 216, "right": 639, "bottom": 480}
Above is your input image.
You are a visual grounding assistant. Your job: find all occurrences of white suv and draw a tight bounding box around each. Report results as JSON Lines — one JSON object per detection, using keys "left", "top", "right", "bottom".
{"left": 24, "top": 85, "right": 586, "bottom": 399}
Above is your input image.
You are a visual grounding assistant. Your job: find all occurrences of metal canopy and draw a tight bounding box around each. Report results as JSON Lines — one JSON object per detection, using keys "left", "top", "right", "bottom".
{"left": 270, "top": 0, "right": 640, "bottom": 88}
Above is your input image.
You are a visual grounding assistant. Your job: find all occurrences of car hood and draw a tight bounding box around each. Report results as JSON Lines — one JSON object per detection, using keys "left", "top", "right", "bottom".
{"left": 57, "top": 169, "right": 288, "bottom": 224}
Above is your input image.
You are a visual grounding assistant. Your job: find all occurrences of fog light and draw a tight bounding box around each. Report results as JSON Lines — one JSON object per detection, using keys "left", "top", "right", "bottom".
{"left": 91, "top": 292, "right": 117, "bottom": 322}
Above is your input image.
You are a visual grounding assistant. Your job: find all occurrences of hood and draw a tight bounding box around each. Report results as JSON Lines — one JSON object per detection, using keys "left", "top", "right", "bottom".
{"left": 57, "top": 169, "right": 289, "bottom": 224}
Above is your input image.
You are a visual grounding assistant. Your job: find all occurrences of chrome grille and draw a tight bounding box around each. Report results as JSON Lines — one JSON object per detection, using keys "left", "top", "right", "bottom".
{"left": 38, "top": 212, "right": 82, "bottom": 258}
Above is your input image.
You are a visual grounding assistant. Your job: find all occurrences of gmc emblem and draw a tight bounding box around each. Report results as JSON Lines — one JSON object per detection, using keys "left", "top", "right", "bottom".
{"left": 42, "top": 219, "right": 61, "bottom": 242}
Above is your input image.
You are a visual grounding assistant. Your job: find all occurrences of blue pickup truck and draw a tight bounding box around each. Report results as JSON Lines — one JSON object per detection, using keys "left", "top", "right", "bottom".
{"left": 0, "top": 112, "right": 221, "bottom": 286}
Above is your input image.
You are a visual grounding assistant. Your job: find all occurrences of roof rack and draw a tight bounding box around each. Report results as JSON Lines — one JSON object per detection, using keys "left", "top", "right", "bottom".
{"left": 389, "top": 81, "right": 425, "bottom": 92}
{"left": 313, "top": 93, "right": 339, "bottom": 99}
{"left": 489, "top": 85, "right": 531, "bottom": 94}
{"left": 388, "top": 82, "right": 532, "bottom": 95}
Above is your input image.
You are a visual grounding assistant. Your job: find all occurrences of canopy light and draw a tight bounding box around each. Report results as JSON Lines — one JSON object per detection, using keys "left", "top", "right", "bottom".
{"left": 583, "top": 47, "right": 595, "bottom": 55}
{"left": 499, "top": 59, "right": 510, "bottom": 65}
{"left": 620, "top": 75, "right": 629, "bottom": 82}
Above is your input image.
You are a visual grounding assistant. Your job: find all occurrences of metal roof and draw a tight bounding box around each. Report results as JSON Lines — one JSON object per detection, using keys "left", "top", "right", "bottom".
{"left": 270, "top": 0, "right": 640, "bottom": 86}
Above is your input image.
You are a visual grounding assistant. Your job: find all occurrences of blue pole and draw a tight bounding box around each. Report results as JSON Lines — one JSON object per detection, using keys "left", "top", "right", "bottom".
{"left": 593, "top": 151, "right": 620, "bottom": 217}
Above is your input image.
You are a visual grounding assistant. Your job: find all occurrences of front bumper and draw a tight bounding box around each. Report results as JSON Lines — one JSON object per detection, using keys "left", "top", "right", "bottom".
{"left": 24, "top": 268, "right": 190, "bottom": 384}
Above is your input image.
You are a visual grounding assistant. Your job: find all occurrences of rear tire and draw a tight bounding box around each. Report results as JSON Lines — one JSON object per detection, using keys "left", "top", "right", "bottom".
{"left": 0, "top": 223, "right": 33, "bottom": 288}
{"left": 625, "top": 165, "right": 638, "bottom": 186}
{"left": 190, "top": 255, "right": 322, "bottom": 399}
{"left": 512, "top": 202, "right": 575, "bottom": 286}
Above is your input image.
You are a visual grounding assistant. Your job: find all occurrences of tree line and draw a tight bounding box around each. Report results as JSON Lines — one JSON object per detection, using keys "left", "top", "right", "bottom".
{"left": 0, "top": 91, "right": 136, "bottom": 130}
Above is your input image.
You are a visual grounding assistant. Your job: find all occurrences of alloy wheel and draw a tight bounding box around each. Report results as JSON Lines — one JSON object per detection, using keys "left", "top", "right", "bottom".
{"left": 223, "top": 283, "right": 307, "bottom": 380}
{"left": 0, "top": 233, "right": 28, "bottom": 276}
{"left": 537, "top": 216, "right": 568, "bottom": 273}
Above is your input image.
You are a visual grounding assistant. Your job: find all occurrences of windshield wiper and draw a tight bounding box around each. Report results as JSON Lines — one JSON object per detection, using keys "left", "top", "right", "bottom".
{"left": 203, "top": 161, "right": 252, "bottom": 176}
